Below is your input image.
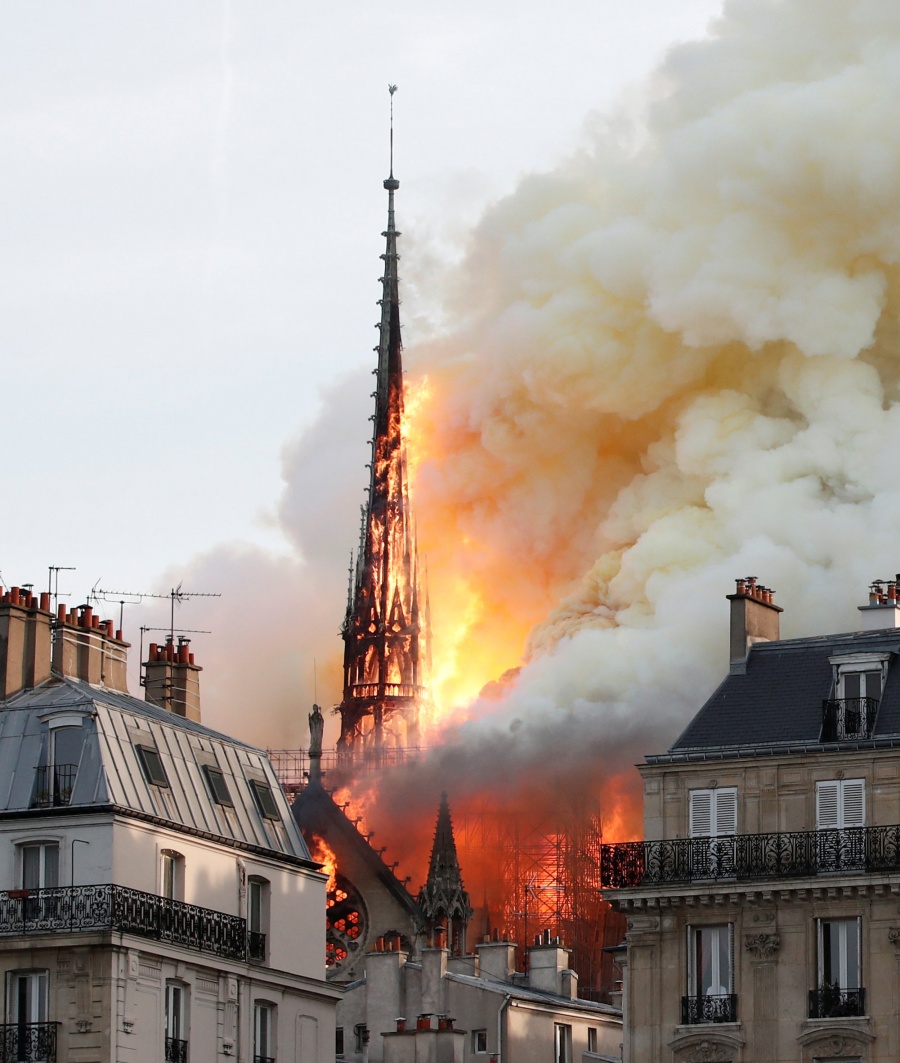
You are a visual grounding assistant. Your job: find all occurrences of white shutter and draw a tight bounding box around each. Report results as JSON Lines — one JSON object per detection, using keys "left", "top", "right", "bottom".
{"left": 817, "top": 781, "right": 840, "bottom": 829}
{"left": 841, "top": 779, "right": 865, "bottom": 828}
{"left": 690, "top": 791, "right": 712, "bottom": 837}
{"left": 713, "top": 789, "right": 738, "bottom": 837}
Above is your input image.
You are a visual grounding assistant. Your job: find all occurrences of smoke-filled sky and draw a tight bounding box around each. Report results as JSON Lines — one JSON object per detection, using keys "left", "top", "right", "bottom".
{"left": 8, "top": 0, "right": 900, "bottom": 828}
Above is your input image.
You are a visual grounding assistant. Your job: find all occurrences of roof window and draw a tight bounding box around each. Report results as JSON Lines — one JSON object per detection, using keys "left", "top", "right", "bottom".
{"left": 203, "top": 765, "right": 233, "bottom": 807}
{"left": 136, "top": 744, "right": 169, "bottom": 788}
{"left": 249, "top": 779, "right": 280, "bottom": 820}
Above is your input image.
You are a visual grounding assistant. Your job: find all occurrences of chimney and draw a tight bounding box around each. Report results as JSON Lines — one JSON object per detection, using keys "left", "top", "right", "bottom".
{"left": 526, "top": 932, "right": 574, "bottom": 996}
{"left": 858, "top": 577, "right": 900, "bottom": 631}
{"left": 0, "top": 587, "right": 53, "bottom": 698}
{"left": 420, "top": 938, "right": 448, "bottom": 1016}
{"left": 476, "top": 937, "right": 517, "bottom": 984}
{"left": 143, "top": 636, "right": 202, "bottom": 721}
{"left": 727, "top": 577, "right": 782, "bottom": 674}
{"left": 51, "top": 604, "right": 130, "bottom": 692}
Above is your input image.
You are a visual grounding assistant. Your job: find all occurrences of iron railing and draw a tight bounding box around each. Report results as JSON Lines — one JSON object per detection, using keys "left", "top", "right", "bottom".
{"left": 808, "top": 985, "right": 866, "bottom": 1018}
{"left": 248, "top": 931, "right": 266, "bottom": 961}
{"left": 681, "top": 994, "right": 737, "bottom": 1024}
{"left": 0, "top": 884, "right": 246, "bottom": 959}
{"left": 31, "top": 765, "right": 77, "bottom": 808}
{"left": 0, "top": 1021, "right": 59, "bottom": 1062}
{"left": 254, "top": 1056, "right": 276, "bottom": 1063}
{"left": 165, "top": 1036, "right": 188, "bottom": 1063}
{"left": 601, "top": 824, "right": 900, "bottom": 888}
{"left": 822, "top": 697, "right": 878, "bottom": 741}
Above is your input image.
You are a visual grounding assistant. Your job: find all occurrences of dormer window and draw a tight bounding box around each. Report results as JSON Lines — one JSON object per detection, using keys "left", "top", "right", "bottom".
{"left": 136, "top": 744, "right": 169, "bottom": 788}
{"left": 823, "top": 653, "right": 888, "bottom": 741}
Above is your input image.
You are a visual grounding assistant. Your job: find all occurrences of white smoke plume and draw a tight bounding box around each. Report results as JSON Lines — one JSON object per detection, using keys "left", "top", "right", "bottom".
{"left": 148, "top": 0, "right": 900, "bottom": 850}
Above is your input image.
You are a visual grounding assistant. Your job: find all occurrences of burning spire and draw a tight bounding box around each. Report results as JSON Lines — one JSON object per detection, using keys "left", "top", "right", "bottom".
{"left": 337, "top": 86, "right": 431, "bottom": 758}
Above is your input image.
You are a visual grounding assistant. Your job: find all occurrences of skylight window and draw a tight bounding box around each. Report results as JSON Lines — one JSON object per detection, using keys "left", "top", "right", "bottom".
{"left": 136, "top": 745, "right": 169, "bottom": 788}
{"left": 203, "top": 765, "right": 233, "bottom": 807}
{"left": 249, "top": 779, "right": 280, "bottom": 820}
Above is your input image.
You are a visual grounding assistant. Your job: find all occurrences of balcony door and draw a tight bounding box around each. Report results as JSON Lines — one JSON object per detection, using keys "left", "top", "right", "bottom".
{"left": 816, "top": 779, "right": 865, "bottom": 871}
{"left": 685, "top": 924, "right": 735, "bottom": 1023}
{"left": 6, "top": 970, "right": 50, "bottom": 1063}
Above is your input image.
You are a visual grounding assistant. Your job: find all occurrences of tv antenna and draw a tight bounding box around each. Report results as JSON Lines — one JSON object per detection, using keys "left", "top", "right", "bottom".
{"left": 48, "top": 566, "right": 76, "bottom": 613}
{"left": 92, "top": 582, "right": 221, "bottom": 640}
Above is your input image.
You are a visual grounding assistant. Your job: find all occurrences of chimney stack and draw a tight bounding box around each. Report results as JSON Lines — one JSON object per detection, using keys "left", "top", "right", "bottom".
{"left": 858, "top": 577, "right": 900, "bottom": 631}
{"left": 52, "top": 603, "right": 130, "bottom": 692}
{"left": 143, "top": 636, "right": 202, "bottom": 721}
{"left": 0, "top": 587, "right": 53, "bottom": 697}
{"left": 727, "top": 577, "right": 782, "bottom": 674}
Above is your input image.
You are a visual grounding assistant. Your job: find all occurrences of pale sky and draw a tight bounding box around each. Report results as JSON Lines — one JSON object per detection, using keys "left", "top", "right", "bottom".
{"left": 1, "top": 1, "right": 723, "bottom": 698}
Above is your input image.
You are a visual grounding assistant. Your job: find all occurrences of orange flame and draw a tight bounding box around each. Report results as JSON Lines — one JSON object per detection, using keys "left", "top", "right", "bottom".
{"left": 307, "top": 833, "right": 338, "bottom": 893}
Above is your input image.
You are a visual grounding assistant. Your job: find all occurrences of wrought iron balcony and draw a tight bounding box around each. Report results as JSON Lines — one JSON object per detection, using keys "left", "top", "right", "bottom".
{"left": 822, "top": 697, "right": 878, "bottom": 741}
{"left": 0, "top": 884, "right": 247, "bottom": 959}
{"left": 0, "top": 1021, "right": 59, "bottom": 1062}
{"left": 248, "top": 931, "right": 267, "bottom": 961}
{"left": 808, "top": 985, "right": 866, "bottom": 1018}
{"left": 31, "top": 764, "right": 78, "bottom": 808}
{"left": 254, "top": 1056, "right": 276, "bottom": 1063}
{"left": 681, "top": 994, "right": 737, "bottom": 1024}
{"left": 165, "top": 1036, "right": 188, "bottom": 1063}
{"left": 601, "top": 824, "right": 900, "bottom": 889}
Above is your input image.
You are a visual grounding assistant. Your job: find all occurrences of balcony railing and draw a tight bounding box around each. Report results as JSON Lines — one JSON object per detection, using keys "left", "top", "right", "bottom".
{"left": 822, "top": 697, "right": 878, "bottom": 741}
{"left": 31, "top": 765, "right": 78, "bottom": 808}
{"left": 0, "top": 1021, "right": 59, "bottom": 1063}
{"left": 681, "top": 994, "right": 737, "bottom": 1024}
{"left": 601, "top": 824, "right": 900, "bottom": 889}
{"left": 0, "top": 884, "right": 247, "bottom": 959}
{"left": 165, "top": 1036, "right": 188, "bottom": 1063}
{"left": 254, "top": 1056, "right": 276, "bottom": 1063}
{"left": 345, "top": 682, "right": 429, "bottom": 702}
{"left": 808, "top": 985, "right": 866, "bottom": 1018}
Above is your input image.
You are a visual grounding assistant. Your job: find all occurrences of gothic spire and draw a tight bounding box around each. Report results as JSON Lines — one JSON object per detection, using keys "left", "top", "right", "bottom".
{"left": 418, "top": 792, "right": 472, "bottom": 955}
{"left": 337, "top": 86, "right": 431, "bottom": 759}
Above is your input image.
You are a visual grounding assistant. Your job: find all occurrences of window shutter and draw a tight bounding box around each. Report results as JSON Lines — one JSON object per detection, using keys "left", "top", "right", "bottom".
{"left": 690, "top": 791, "right": 712, "bottom": 837}
{"left": 841, "top": 779, "right": 865, "bottom": 827}
{"left": 817, "top": 781, "right": 840, "bottom": 829}
{"left": 714, "top": 789, "right": 738, "bottom": 837}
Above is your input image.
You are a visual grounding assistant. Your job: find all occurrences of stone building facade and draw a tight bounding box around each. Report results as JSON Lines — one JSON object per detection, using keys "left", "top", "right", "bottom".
{"left": 602, "top": 577, "right": 900, "bottom": 1063}
{"left": 0, "top": 585, "right": 339, "bottom": 1062}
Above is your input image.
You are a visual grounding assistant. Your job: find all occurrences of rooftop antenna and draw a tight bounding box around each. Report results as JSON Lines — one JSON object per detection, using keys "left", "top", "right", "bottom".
{"left": 95, "top": 583, "right": 220, "bottom": 641}
{"left": 48, "top": 566, "right": 76, "bottom": 613}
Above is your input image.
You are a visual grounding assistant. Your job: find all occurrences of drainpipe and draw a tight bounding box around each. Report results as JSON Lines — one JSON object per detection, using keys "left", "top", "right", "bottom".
{"left": 496, "top": 994, "right": 511, "bottom": 1063}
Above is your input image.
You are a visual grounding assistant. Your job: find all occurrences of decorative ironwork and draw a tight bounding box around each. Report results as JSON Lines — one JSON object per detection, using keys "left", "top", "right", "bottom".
{"left": 808, "top": 985, "right": 866, "bottom": 1018}
{"left": 0, "top": 1021, "right": 59, "bottom": 1062}
{"left": 254, "top": 1057, "right": 276, "bottom": 1063}
{"left": 165, "top": 1036, "right": 188, "bottom": 1063}
{"left": 248, "top": 931, "right": 267, "bottom": 961}
{"left": 601, "top": 824, "right": 900, "bottom": 888}
{"left": 0, "top": 885, "right": 246, "bottom": 959}
{"left": 822, "top": 697, "right": 878, "bottom": 741}
{"left": 31, "top": 765, "right": 77, "bottom": 808}
{"left": 681, "top": 994, "right": 738, "bottom": 1024}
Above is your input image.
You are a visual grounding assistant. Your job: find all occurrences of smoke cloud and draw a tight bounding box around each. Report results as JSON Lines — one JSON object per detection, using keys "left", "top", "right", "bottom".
{"left": 143, "top": 0, "right": 900, "bottom": 875}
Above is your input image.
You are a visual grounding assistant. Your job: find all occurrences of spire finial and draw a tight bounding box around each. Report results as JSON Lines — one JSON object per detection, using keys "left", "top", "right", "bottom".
{"left": 385, "top": 85, "right": 399, "bottom": 191}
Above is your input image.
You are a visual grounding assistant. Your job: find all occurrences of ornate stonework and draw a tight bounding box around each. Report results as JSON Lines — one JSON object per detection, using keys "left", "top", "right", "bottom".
{"left": 681, "top": 1040, "right": 732, "bottom": 1063}
{"left": 745, "top": 931, "right": 780, "bottom": 959}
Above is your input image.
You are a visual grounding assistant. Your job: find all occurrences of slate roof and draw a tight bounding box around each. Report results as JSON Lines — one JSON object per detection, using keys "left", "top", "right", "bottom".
{"left": 660, "top": 629, "right": 900, "bottom": 761}
{"left": 0, "top": 676, "right": 312, "bottom": 863}
{"left": 445, "top": 970, "right": 621, "bottom": 1016}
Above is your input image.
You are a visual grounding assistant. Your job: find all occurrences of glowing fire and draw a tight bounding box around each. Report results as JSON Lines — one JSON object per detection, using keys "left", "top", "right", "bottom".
{"left": 307, "top": 833, "right": 338, "bottom": 893}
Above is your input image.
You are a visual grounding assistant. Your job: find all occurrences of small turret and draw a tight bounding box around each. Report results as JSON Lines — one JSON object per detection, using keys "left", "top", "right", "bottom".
{"left": 418, "top": 793, "right": 472, "bottom": 956}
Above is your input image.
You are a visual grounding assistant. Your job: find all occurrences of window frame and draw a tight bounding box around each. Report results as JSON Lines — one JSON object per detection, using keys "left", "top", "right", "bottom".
{"left": 687, "top": 923, "right": 734, "bottom": 998}
{"left": 554, "top": 1023, "right": 572, "bottom": 1063}
{"left": 5, "top": 969, "right": 49, "bottom": 1025}
{"left": 160, "top": 850, "right": 184, "bottom": 902}
{"left": 21, "top": 842, "right": 59, "bottom": 890}
{"left": 689, "top": 787, "right": 737, "bottom": 838}
{"left": 136, "top": 744, "right": 169, "bottom": 788}
{"left": 254, "top": 1001, "right": 275, "bottom": 1061}
{"left": 249, "top": 779, "right": 280, "bottom": 821}
{"left": 472, "top": 1028, "right": 488, "bottom": 1054}
{"left": 817, "top": 916, "right": 862, "bottom": 990}
{"left": 202, "top": 764, "right": 234, "bottom": 807}
{"left": 816, "top": 779, "right": 865, "bottom": 830}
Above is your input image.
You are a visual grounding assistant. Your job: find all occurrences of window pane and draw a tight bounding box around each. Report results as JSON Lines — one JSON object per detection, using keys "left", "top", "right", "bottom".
{"left": 44, "top": 845, "right": 58, "bottom": 888}
{"left": 865, "top": 670, "right": 882, "bottom": 699}
{"left": 52, "top": 726, "right": 84, "bottom": 767}
{"left": 844, "top": 672, "right": 861, "bottom": 699}
{"left": 22, "top": 847, "right": 40, "bottom": 890}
